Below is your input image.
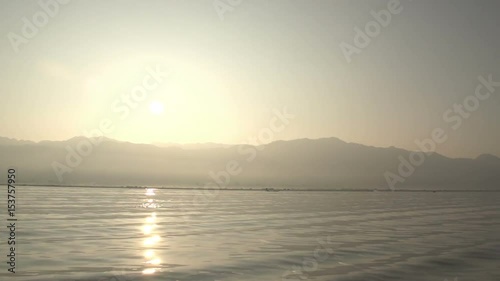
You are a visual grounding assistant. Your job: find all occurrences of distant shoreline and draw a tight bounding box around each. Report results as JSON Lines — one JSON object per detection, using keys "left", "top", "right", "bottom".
{"left": 2, "top": 183, "right": 499, "bottom": 192}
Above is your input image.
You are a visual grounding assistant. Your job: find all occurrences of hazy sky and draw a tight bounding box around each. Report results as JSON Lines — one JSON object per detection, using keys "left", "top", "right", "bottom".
{"left": 0, "top": 0, "right": 499, "bottom": 158}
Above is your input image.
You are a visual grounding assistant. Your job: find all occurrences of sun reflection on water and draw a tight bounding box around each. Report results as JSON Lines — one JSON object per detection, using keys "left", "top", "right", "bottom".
{"left": 144, "top": 250, "right": 154, "bottom": 258}
{"left": 141, "top": 188, "right": 161, "bottom": 275}
{"left": 143, "top": 235, "right": 161, "bottom": 246}
{"left": 145, "top": 215, "right": 156, "bottom": 224}
{"left": 147, "top": 258, "right": 161, "bottom": 265}
{"left": 142, "top": 268, "right": 156, "bottom": 275}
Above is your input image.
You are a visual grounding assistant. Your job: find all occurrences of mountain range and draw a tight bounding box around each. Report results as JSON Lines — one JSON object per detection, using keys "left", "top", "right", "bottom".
{"left": 0, "top": 136, "right": 499, "bottom": 190}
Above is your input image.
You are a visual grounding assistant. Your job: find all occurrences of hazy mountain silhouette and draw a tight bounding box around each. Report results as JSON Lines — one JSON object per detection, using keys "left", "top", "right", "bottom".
{"left": 152, "top": 142, "right": 231, "bottom": 150}
{"left": 0, "top": 136, "right": 499, "bottom": 190}
{"left": 0, "top": 136, "right": 35, "bottom": 146}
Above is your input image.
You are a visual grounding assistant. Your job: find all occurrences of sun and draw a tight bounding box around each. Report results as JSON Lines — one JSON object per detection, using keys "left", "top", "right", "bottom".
{"left": 149, "top": 101, "right": 164, "bottom": 115}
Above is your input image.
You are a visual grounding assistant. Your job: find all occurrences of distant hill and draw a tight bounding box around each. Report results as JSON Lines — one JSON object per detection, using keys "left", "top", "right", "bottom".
{"left": 0, "top": 136, "right": 499, "bottom": 190}
{"left": 152, "top": 142, "right": 231, "bottom": 150}
{"left": 0, "top": 136, "right": 35, "bottom": 146}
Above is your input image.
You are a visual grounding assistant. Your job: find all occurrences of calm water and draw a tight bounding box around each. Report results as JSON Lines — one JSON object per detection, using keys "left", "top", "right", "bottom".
{"left": 1, "top": 186, "right": 499, "bottom": 281}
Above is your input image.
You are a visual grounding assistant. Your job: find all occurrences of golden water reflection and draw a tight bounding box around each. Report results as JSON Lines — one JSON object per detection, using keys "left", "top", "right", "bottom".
{"left": 144, "top": 250, "right": 154, "bottom": 258}
{"left": 142, "top": 268, "right": 156, "bottom": 275}
{"left": 141, "top": 188, "right": 161, "bottom": 275}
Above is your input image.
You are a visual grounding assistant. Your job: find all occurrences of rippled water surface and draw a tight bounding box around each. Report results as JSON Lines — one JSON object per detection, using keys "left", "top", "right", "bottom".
{"left": 1, "top": 186, "right": 499, "bottom": 281}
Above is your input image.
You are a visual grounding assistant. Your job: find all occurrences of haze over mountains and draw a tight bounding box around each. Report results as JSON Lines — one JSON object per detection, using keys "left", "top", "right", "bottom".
{"left": 0, "top": 136, "right": 499, "bottom": 190}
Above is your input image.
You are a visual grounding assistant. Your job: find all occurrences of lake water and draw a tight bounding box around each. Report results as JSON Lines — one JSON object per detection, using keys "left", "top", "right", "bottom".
{"left": 1, "top": 186, "right": 499, "bottom": 281}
